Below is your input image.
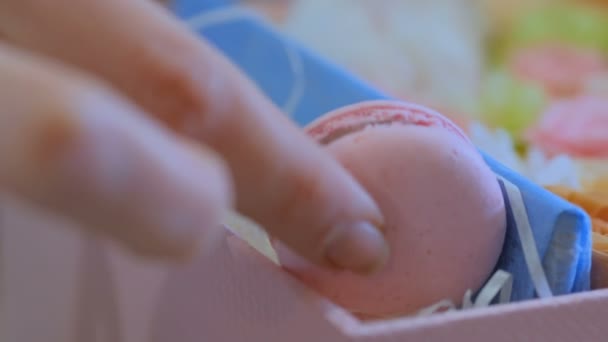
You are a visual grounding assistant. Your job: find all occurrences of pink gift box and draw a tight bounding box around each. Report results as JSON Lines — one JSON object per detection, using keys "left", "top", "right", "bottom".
{"left": 1, "top": 197, "right": 606, "bottom": 342}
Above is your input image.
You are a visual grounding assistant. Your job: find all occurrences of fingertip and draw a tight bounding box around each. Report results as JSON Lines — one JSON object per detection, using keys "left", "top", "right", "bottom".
{"left": 273, "top": 220, "right": 389, "bottom": 276}
{"left": 177, "top": 137, "right": 235, "bottom": 210}
{"left": 323, "top": 221, "right": 390, "bottom": 275}
{"left": 244, "top": 139, "right": 389, "bottom": 275}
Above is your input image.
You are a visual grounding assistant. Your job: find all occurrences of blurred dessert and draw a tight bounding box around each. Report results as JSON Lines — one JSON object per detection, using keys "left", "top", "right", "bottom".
{"left": 509, "top": 44, "right": 606, "bottom": 98}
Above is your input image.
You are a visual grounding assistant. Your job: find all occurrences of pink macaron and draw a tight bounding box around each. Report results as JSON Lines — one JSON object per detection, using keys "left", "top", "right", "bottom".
{"left": 275, "top": 100, "right": 507, "bottom": 319}
{"left": 527, "top": 95, "right": 608, "bottom": 158}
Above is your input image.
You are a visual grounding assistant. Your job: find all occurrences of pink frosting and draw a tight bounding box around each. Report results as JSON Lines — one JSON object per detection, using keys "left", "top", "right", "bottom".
{"left": 276, "top": 100, "right": 507, "bottom": 319}
{"left": 527, "top": 95, "right": 608, "bottom": 158}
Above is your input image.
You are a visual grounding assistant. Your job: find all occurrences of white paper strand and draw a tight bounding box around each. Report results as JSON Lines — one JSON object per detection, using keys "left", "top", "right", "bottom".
{"left": 415, "top": 300, "right": 456, "bottom": 317}
{"left": 185, "top": 5, "right": 305, "bottom": 117}
{"left": 498, "top": 175, "right": 554, "bottom": 299}
{"left": 282, "top": 40, "right": 306, "bottom": 116}
{"left": 415, "top": 270, "right": 513, "bottom": 317}
{"left": 473, "top": 270, "right": 513, "bottom": 308}
{"left": 416, "top": 176, "right": 551, "bottom": 317}
{"left": 461, "top": 289, "right": 474, "bottom": 309}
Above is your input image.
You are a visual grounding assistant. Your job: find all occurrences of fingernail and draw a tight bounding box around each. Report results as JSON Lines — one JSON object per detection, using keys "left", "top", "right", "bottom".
{"left": 341, "top": 172, "right": 385, "bottom": 228}
{"left": 324, "top": 221, "right": 389, "bottom": 275}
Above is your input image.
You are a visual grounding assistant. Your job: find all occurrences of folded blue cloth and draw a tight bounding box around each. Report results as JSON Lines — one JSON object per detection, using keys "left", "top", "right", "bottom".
{"left": 171, "top": 1, "right": 592, "bottom": 301}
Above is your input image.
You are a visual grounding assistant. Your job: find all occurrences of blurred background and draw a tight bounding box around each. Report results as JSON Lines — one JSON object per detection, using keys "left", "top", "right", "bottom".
{"left": 239, "top": 0, "right": 608, "bottom": 192}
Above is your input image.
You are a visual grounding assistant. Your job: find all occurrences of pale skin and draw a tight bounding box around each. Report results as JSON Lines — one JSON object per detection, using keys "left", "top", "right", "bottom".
{"left": 0, "top": 0, "right": 389, "bottom": 274}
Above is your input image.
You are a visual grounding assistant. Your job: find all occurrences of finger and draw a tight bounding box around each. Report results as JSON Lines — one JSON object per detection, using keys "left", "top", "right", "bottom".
{"left": 0, "top": 43, "right": 233, "bottom": 261}
{"left": 0, "top": 0, "right": 388, "bottom": 273}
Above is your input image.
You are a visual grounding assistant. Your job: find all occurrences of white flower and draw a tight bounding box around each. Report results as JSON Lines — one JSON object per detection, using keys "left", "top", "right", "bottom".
{"left": 469, "top": 122, "right": 582, "bottom": 189}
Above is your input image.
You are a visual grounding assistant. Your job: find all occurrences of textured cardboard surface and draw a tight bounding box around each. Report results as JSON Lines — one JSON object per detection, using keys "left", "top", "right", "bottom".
{"left": 1, "top": 197, "right": 606, "bottom": 342}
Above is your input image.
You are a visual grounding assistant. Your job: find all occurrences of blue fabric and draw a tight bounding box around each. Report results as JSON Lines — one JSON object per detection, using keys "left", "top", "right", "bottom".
{"left": 171, "top": 1, "right": 592, "bottom": 300}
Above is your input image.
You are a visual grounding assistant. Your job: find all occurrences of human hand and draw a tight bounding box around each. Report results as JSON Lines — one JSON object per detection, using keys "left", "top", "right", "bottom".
{"left": 0, "top": 0, "right": 388, "bottom": 274}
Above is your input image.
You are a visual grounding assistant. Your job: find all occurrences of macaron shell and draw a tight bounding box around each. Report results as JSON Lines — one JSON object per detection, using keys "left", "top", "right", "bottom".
{"left": 526, "top": 96, "right": 608, "bottom": 158}
{"left": 278, "top": 120, "right": 506, "bottom": 318}
{"left": 305, "top": 100, "right": 472, "bottom": 146}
